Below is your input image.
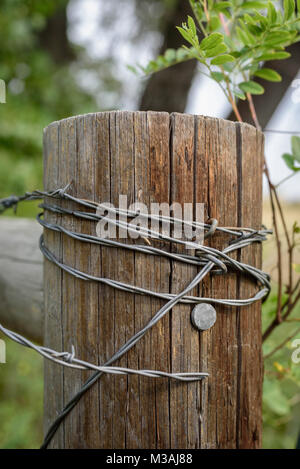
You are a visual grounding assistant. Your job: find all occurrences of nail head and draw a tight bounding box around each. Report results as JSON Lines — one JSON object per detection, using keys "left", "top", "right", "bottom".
{"left": 191, "top": 304, "right": 217, "bottom": 331}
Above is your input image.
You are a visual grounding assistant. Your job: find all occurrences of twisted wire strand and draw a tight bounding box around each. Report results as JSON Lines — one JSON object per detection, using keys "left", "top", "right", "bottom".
{"left": 38, "top": 213, "right": 270, "bottom": 286}
{"left": 0, "top": 323, "right": 208, "bottom": 382}
{"left": 0, "top": 188, "right": 272, "bottom": 449}
{"left": 1, "top": 186, "right": 270, "bottom": 238}
{"left": 39, "top": 237, "right": 270, "bottom": 307}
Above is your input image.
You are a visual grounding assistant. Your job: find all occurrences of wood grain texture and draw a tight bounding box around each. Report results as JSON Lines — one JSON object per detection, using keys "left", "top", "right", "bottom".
{"left": 169, "top": 113, "right": 199, "bottom": 448}
{"left": 198, "top": 116, "right": 239, "bottom": 448}
{"left": 236, "top": 124, "right": 264, "bottom": 448}
{"left": 43, "top": 111, "right": 264, "bottom": 448}
{"left": 43, "top": 121, "right": 64, "bottom": 449}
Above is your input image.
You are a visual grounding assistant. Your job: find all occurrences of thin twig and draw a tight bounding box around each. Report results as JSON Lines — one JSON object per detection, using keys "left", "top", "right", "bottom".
{"left": 272, "top": 186, "right": 294, "bottom": 309}
{"left": 244, "top": 91, "right": 296, "bottom": 329}
{"left": 203, "top": 0, "right": 210, "bottom": 22}
{"left": 246, "top": 93, "right": 262, "bottom": 131}
{"left": 265, "top": 168, "right": 283, "bottom": 324}
{"left": 219, "top": 12, "right": 230, "bottom": 36}
{"left": 275, "top": 172, "right": 298, "bottom": 188}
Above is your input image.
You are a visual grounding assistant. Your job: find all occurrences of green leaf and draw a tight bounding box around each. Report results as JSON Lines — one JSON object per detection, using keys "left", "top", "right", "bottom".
{"left": 282, "top": 153, "right": 300, "bottom": 171}
{"left": 293, "top": 264, "right": 300, "bottom": 273}
{"left": 257, "top": 51, "right": 291, "bottom": 61}
{"left": 247, "top": 24, "right": 264, "bottom": 35}
{"left": 211, "top": 54, "right": 235, "bottom": 65}
{"left": 243, "top": 13, "right": 259, "bottom": 26}
{"left": 189, "top": 0, "right": 204, "bottom": 23}
{"left": 204, "top": 43, "right": 228, "bottom": 57}
{"left": 252, "top": 10, "right": 269, "bottom": 27}
{"left": 263, "top": 377, "right": 291, "bottom": 416}
{"left": 267, "top": 1, "right": 277, "bottom": 23}
{"left": 176, "top": 26, "right": 195, "bottom": 46}
{"left": 254, "top": 68, "right": 282, "bottom": 82}
{"left": 210, "top": 71, "right": 225, "bottom": 82}
{"left": 222, "top": 62, "right": 235, "bottom": 72}
{"left": 230, "top": 50, "right": 242, "bottom": 58}
{"left": 282, "top": 153, "right": 294, "bottom": 170}
{"left": 187, "top": 15, "right": 196, "bottom": 36}
{"left": 233, "top": 89, "right": 247, "bottom": 100}
{"left": 284, "top": 0, "right": 295, "bottom": 21}
{"left": 209, "top": 16, "right": 221, "bottom": 32}
{"left": 127, "top": 65, "right": 141, "bottom": 76}
{"left": 236, "top": 24, "right": 256, "bottom": 46}
{"left": 164, "top": 49, "right": 177, "bottom": 63}
{"left": 219, "top": 8, "right": 232, "bottom": 19}
{"left": 241, "top": 1, "right": 268, "bottom": 8}
{"left": 265, "top": 31, "right": 292, "bottom": 47}
{"left": 127, "top": 65, "right": 139, "bottom": 75}
{"left": 291, "top": 136, "right": 300, "bottom": 161}
{"left": 239, "top": 80, "right": 265, "bottom": 95}
{"left": 276, "top": 9, "right": 283, "bottom": 23}
{"left": 293, "top": 222, "right": 300, "bottom": 233}
{"left": 156, "top": 55, "right": 168, "bottom": 67}
{"left": 176, "top": 47, "right": 189, "bottom": 61}
{"left": 214, "top": 1, "right": 232, "bottom": 11}
{"left": 293, "top": 221, "right": 300, "bottom": 234}
{"left": 243, "top": 63, "right": 258, "bottom": 73}
{"left": 239, "top": 20, "right": 257, "bottom": 45}
{"left": 144, "top": 61, "right": 158, "bottom": 73}
{"left": 200, "top": 32, "right": 223, "bottom": 51}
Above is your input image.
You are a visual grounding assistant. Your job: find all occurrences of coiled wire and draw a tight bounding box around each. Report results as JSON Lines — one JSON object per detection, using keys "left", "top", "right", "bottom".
{"left": 0, "top": 186, "right": 271, "bottom": 449}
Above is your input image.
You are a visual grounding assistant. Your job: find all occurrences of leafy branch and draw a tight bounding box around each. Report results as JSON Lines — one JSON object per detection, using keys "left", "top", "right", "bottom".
{"left": 132, "top": 0, "right": 300, "bottom": 118}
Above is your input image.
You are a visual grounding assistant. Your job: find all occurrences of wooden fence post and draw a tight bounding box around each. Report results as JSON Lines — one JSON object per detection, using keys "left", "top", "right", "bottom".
{"left": 43, "top": 111, "right": 264, "bottom": 449}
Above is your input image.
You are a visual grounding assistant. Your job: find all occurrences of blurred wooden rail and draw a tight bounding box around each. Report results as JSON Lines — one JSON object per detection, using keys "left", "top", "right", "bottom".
{"left": 0, "top": 217, "right": 43, "bottom": 344}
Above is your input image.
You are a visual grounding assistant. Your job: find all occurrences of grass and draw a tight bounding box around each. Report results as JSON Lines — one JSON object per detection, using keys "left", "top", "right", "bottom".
{"left": 0, "top": 332, "right": 43, "bottom": 449}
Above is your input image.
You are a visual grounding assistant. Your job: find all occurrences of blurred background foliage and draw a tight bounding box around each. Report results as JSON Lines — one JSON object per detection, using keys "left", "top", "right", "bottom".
{"left": 0, "top": 333, "right": 43, "bottom": 449}
{"left": 0, "top": 0, "right": 95, "bottom": 213}
{"left": 0, "top": 0, "right": 299, "bottom": 449}
{"left": 262, "top": 293, "right": 300, "bottom": 449}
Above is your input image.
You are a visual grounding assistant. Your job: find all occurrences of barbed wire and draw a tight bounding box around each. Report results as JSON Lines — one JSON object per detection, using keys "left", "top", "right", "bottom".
{"left": 0, "top": 323, "right": 209, "bottom": 382}
{"left": 0, "top": 186, "right": 272, "bottom": 449}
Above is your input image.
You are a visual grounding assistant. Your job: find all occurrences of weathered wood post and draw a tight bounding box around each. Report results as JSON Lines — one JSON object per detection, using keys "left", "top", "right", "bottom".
{"left": 43, "top": 111, "right": 264, "bottom": 449}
